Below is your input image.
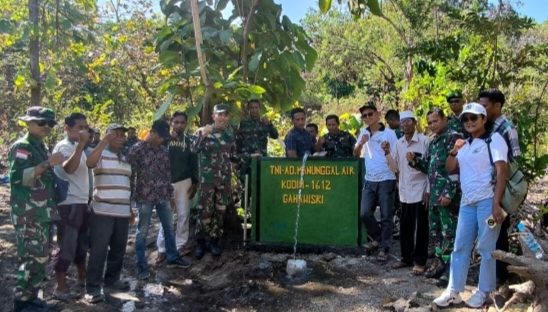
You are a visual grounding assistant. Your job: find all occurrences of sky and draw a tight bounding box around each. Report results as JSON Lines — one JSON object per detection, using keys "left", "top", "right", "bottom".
{"left": 122, "top": 0, "right": 547, "bottom": 24}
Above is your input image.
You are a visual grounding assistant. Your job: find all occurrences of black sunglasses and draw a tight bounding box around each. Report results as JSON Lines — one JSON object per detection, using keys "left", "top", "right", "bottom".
{"left": 449, "top": 99, "right": 461, "bottom": 104}
{"left": 461, "top": 114, "right": 479, "bottom": 123}
{"left": 361, "top": 112, "right": 375, "bottom": 118}
{"left": 36, "top": 120, "right": 57, "bottom": 127}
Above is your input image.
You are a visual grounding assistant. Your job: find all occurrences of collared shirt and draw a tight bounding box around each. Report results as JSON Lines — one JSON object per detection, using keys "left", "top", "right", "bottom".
{"left": 494, "top": 115, "right": 521, "bottom": 159}
{"left": 394, "top": 128, "right": 404, "bottom": 139}
{"left": 8, "top": 133, "right": 59, "bottom": 225}
{"left": 53, "top": 137, "right": 89, "bottom": 205}
{"left": 193, "top": 124, "right": 238, "bottom": 184}
{"left": 127, "top": 141, "right": 173, "bottom": 204}
{"left": 457, "top": 132, "right": 507, "bottom": 206}
{"left": 284, "top": 127, "right": 314, "bottom": 158}
{"left": 92, "top": 149, "right": 132, "bottom": 217}
{"left": 356, "top": 124, "right": 398, "bottom": 182}
{"left": 409, "top": 126, "right": 463, "bottom": 207}
{"left": 322, "top": 130, "right": 357, "bottom": 157}
{"left": 237, "top": 117, "right": 279, "bottom": 158}
{"left": 447, "top": 114, "right": 466, "bottom": 137}
{"left": 390, "top": 132, "right": 430, "bottom": 204}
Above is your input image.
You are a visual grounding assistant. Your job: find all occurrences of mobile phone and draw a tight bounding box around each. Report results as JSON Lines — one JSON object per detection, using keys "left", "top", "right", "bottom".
{"left": 486, "top": 210, "right": 508, "bottom": 229}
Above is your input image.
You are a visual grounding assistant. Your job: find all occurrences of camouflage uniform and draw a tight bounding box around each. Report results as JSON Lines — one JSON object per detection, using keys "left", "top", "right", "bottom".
{"left": 236, "top": 117, "right": 279, "bottom": 181}
{"left": 409, "top": 126, "right": 463, "bottom": 263}
{"left": 321, "top": 130, "right": 357, "bottom": 157}
{"left": 9, "top": 108, "right": 60, "bottom": 302}
{"left": 193, "top": 124, "right": 238, "bottom": 238}
{"left": 447, "top": 115, "right": 466, "bottom": 137}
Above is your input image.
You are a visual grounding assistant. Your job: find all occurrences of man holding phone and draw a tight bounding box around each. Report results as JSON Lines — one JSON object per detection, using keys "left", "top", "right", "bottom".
{"left": 353, "top": 102, "right": 398, "bottom": 263}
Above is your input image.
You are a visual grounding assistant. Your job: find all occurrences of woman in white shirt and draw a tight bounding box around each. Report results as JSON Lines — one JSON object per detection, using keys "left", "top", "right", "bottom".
{"left": 434, "top": 103, "right": 508, "bottom": 308}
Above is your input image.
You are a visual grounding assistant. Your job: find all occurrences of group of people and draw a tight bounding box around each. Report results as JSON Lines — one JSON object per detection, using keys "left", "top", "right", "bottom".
{"left": 8, "top": 88, "right": 519, "bottom": 311}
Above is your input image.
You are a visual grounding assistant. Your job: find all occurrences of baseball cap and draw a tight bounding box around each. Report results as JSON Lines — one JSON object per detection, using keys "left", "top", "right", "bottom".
{"left": 151, "top": 120, "right": 171, "bottom": 140}
{"left": 447, "top": 90, "right": 464, "bottom": 102}
{"left": 18, "top": 106, "right": 57, "bottom": 124}
{"left": 106, "top": 123, "right": 128, "bottom": 132}
{"left": 459, "top": 102, "right": 487, "bottom": 117}
{"left": 399, "top": 110, "right": 415, "bottom": 121}
{"left": 359, "top": 102, "right": 377, "bottom": 114}
{"left": 214, "top": 104, "right": 230, "bottom": 113}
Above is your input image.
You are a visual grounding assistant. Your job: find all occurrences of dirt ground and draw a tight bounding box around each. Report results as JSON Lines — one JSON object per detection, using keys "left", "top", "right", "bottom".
{"left": 2, "top": 180, "right": 540, "bottom": 312}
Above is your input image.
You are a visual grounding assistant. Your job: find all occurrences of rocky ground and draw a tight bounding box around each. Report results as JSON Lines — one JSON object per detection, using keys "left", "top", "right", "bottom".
{"left": 0, "top": 151, "right": 544, "bottom": 311}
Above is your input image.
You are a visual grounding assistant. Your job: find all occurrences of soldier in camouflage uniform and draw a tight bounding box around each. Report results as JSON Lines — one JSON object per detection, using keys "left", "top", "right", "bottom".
{"left": 315, "top": 114, "right": 356, "bottom": 157}
{"left": 236, "top": 99, "right": 278, "bottom": 186}
{"left": 193, "top": 104, "right": 239, "bottom": 259}
{"left": 9, "top": 107, "right": 65, "bottom": 312}
{"left": 446, "top": 90, "right": 466, "bottom": 137}
{"left": 408, "top": 108, "right": 463, "bottom": 288}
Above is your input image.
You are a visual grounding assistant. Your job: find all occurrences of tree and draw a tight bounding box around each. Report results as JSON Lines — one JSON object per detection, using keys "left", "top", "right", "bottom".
{"left": 155, "top": 0, "right": 317, "bottom": 125}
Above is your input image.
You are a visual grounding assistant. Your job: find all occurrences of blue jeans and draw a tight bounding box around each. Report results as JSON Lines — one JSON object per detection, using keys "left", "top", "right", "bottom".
{"left": 448, "top": 198, "right": 501, "bottom": 293}
{"left": 135, "top": 201, "right": 178, "bottom": 267}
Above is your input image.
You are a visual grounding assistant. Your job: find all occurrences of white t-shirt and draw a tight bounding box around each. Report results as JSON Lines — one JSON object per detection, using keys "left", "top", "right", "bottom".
{"left": 356, "top": 125, "right": 398, "bottom": 182}
{"left": 393, "top": 132, "right": 430, "bottom": 204}
{"left": 53, "top": 138, "right": 89, "bottom": 205}
{"left": 456, "top": 132, "right": 508, "bottom": 206}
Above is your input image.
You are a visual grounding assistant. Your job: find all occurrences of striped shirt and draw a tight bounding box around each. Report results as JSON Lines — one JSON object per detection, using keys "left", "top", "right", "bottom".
{"left": 92, "top": 149, "right": 132, "bottom": 217}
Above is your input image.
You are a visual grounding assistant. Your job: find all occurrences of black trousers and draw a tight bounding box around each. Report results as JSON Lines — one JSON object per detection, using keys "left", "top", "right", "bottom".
{"left": 496, "top": 217, "right": 510, "bottom": 280}
{"left": 86, "top": 212, "right": 129, "bottom": 295}
{"left": 400, "top": 201, "right": 429, "bottom": 266}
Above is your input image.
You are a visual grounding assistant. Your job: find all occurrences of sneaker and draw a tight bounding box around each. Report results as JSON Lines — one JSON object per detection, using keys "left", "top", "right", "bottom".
{"left": 137, "top": 265, "right": 150, "bottom": 280}
{"left": 167, "top": 257, "right": 191, "bottom": 269}
{"left": 103, "top": 280, "right": 130, "bottom": 292}
{"left": 84, "top": 291, "right": 105, "bottom": 304}
{"left": 465, "top": 289, "right": 487, "bottom": 308}
{"left": 433, "top": 289, "right": 462, "bottom": 307}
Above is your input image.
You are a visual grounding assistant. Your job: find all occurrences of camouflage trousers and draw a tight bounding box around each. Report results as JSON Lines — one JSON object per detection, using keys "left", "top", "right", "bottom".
{"left": 429, "top": 205, "right": 458, "bottom": 263}
{"left": 195, "top": 183, "right": 232, "bottom": 239}
{"left": 13, "top": 222, "right": 51, "bottom": 301}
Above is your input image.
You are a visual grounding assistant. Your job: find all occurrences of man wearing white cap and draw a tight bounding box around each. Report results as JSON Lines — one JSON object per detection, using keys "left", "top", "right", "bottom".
{"left": 384, "top": 111, "right": 430, "bottom": 274}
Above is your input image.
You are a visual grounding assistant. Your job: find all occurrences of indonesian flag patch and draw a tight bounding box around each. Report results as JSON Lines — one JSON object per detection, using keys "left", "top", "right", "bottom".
{"left": 15, "top": 149, "right": 29, "bottom": 160}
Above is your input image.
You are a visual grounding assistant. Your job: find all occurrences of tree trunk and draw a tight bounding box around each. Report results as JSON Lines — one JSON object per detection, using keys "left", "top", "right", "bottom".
{"left": 189, "top": 0, "right": 213, "bottom": 126}
{"left": 29, "top": 0, "right": 41, "bottom": 106}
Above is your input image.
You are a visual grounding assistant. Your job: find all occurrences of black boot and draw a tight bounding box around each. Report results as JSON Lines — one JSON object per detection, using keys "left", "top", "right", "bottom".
{"left": 425, "top": 262, "right": 447, "bottom": 279}
{"left": 194, "top": 239, "right": 206, "bottom": 260}
{"left": 14, "top": 297, "right": 56, "bottom": 312}
{"left": 209, "top": 238, "right": 222, "bottom": 257}
{"left": 436, "top": 268, "right": 449, "bottom": 288}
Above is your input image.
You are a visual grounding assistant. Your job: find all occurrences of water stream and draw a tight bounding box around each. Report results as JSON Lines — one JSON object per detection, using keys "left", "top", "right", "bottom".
{"left": 292, "top": 152, "right": 309, "bottom": 260}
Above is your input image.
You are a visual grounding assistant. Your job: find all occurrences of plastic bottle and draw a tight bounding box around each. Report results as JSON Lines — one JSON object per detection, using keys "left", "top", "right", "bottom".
{"left": 516, "top": 221, "right": 544, "bottom": 260}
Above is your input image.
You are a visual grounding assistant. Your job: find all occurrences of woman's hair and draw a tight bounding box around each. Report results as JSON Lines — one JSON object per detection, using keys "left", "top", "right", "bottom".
{"left": 484, "top": 115, "right": 495, "bottom": 134}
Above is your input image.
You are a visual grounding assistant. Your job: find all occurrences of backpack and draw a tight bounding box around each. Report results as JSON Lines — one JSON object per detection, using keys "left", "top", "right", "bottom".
{"left": 485, "top": 136, "right": 528, "bottom": 214}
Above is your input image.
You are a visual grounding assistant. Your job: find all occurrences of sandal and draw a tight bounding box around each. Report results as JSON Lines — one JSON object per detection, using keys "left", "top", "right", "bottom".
{"left": 363, "top": 241, "right": 379, "bottom": 255}
{"left": 412, "top": 265, "right": 426, "bottom": 275}
{"left": 377, "top": 251, "right": 388, "bottom": 262}
{"left": 392, "top": 261, "right": 411, "bottom": 269}
{"left": 155, "top": 252, "right": 166, "bottom": 264}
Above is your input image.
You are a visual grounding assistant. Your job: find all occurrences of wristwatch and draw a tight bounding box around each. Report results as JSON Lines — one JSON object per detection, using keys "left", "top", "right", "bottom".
{"left": 41, "top": 161, "right": 51, "bottom": 169}
{"left": 449, "top": 152, "right": 458, "bottom": 157}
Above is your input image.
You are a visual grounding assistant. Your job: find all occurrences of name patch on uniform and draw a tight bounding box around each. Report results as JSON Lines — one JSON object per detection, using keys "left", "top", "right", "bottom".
{"left": 15, "top": 149, "right": 29, "bottom": 160}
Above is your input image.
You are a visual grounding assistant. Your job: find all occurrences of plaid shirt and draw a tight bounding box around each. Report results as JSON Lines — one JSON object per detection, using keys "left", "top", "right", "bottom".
{"left": 284, "top": 127, "right": 314, "bottom": 158}
{"left": 494, "top": 115, "right": 521, "bottom": 159}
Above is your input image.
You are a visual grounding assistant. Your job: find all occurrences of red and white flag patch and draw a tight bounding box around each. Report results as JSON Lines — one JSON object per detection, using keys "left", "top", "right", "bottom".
{"left": 15, "top": 149, "right": 29, "bottom": 160}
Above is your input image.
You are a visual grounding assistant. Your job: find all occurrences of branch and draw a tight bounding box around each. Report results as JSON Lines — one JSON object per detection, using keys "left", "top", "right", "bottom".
{"left": 240, "top": 0, "right": 259, "bottom": 81}
{"left": 190, "top": 0, "right": 210, "bottom": 88}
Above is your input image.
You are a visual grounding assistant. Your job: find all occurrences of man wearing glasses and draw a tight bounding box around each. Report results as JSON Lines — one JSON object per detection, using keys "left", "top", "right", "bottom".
{"left": 446, "top": 90, "right": 466, "bottom": 136}
{"left": 9, "top": 106, "right": 64, "bottom": 312}
{"left": 353, "top": 102, "right": 398, "bottom": 263}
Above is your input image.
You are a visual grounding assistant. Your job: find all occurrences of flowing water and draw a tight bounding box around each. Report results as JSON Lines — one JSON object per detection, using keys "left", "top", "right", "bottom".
{"left": 292, "top": 152, "right": 309, "bottom": 260}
